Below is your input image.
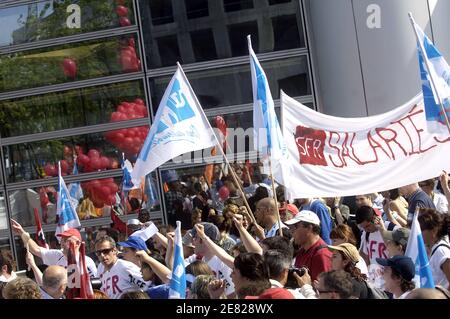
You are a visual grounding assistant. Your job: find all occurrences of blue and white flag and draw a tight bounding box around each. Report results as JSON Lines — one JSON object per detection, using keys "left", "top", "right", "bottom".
{"left": 122, "top": 157, "right": 139, "bottom": 192}
{"left": 144, "top": 173, "right": 158, "bottom": 208}
{"left": 168, "top": 221, "right": 186, "bottom": 299}
{"left": 410, "top": 15, "right": 450, "bottom": 133}
{"left": 55, "top": 161, "right": 81, "bottom": 239}
{"left": 68, "top": 159, "right": 83, "bottom": 206}
{"left": 248, "top": 35, "right": 292, "bottom": 194}
{"left": 131, "top": 65, "right": 216, "bottom": 185}
{"left": 405, "top": 209, "right": 435, "bottom": 288}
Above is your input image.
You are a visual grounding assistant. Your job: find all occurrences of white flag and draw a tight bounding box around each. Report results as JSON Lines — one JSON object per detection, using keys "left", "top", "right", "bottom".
{"left": 131, "top": 65, "right": 216, "bottom": 184}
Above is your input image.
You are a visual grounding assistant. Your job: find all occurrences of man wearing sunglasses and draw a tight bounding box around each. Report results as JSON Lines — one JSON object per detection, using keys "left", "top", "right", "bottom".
{"left": 95, "top": 235, "right": 147, "bottom": 299}
{"left": 11, "top": 219, "right": 97, "bottom": 279}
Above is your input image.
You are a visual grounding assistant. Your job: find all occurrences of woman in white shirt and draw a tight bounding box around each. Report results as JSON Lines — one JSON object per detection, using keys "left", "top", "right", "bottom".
{"left": 418, "top": 208, "right": 450, "bottom": 289}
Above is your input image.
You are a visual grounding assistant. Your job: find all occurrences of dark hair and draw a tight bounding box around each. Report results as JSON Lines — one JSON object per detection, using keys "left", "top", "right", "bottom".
{"left": 254, "top": 186, "right": 269, "bottom": 201}
{"left": 330, "top": 224, "right": 357, "bottom": 246}
{"left": 208, "top": 215, "right": 232, "bottom": 233}
{"left": 320, "top": 270, "right": 354, "bottom": 299}
{"left": 141, "top": 253, "right": 165, "bottom": 285}
{"left": 95, "top": 235, "right": 116, "bottom": 248}
{"left": 0, "top": 250, "right": 16, "bottom": 274}
{"left": 231, "top": 242, "right": 247, "bottom": 255}
{"left": 355, "top": 206, "right": 375, "bottom": 224}
{"left": 276, "top": 186, "right": 285, "bottom": 203}
{"left": 264, "top": 250, "right": 291, "bottom": 280}
{"left": 418, "top": 208, "right": 450, "bottom": 238}
{"left": 120, "top": 290, "right": 149, "bottom": 299}
{"left": 237, "top": 281, "right": 271, "bottom": 299}
{"left": 388, "top": 188, "right": 400, "bottom": 201}
{"left": 234, "top": 253, "right": 269, "bottom": 282}
{"left": 260, "top": 236, "right": 293, "bottom": 258}
{"left": 391, "top": 267, "right": 415, "bottom": 293}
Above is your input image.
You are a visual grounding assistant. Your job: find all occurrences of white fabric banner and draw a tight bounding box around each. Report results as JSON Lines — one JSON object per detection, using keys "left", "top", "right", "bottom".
{"left": 281, "top": 92, "right": 450, "bottom": 198}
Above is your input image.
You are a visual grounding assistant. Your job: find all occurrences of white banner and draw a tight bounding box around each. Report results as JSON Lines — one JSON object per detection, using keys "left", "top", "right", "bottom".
{"left": 281, "top": 92, "right": 450, "bottom": 198}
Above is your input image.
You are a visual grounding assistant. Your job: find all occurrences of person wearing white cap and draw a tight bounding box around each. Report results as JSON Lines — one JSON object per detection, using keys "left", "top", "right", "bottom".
{"left": 296, "top": 198, "right": 333, "bottom": 245}
{"left": 285, "top": 211, "right": 332, "bottom": 282}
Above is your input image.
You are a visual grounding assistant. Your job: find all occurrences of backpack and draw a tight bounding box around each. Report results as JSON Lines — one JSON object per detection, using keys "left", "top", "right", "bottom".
{"left": 364, "top": 281, "right": 389, "bottom": 299}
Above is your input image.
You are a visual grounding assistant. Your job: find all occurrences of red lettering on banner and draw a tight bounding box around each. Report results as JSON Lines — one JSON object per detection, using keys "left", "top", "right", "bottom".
{"left": 367, "top": 131, "right": 391, "bottom": 161}
{"left": 112, "top": 275, "right": 122, "bottom": 294}
{"left": 341, "top": 133, "right": 364, "bottom": 165}
{"left": 328, "top": 131, "right": 344, "bottom": 168}
{"left": 375, "top": 127, "right": 407, "bottom": 160}
{"left": 295, "top": 126, "right": 328, "bottom": 166}
{"left": 434, "top": 135, "right": 450, "bottom": 144}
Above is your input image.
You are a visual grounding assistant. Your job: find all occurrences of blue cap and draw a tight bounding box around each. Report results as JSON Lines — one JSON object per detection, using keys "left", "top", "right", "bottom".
{"left": 118, "top": 236, "right": 147, "bottom": 251}
{"left": 376, "top": 255, "right": 415, "bottom": 281}
{"left": 147, "top": 284, "right": 170, "bottom": 299}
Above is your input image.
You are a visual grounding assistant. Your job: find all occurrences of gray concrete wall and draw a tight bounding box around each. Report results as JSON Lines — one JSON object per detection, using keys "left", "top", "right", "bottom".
{"left": 304, "top": 0, "right": 447, "bottom": 117}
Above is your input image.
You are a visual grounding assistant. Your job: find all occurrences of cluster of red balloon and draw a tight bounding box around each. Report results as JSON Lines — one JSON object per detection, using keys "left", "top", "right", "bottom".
{"left": 104, "top": 99, "right": 150, "bottom": 158}
{"left": 81, "top": 178, "right": 119, "bottom": 208}
{"left": 62, "top": 58, "right": 77, "bottom": 79}
{"left": 120, "top": 38, "right": 140, "bottom": 72}
{"left": 76, "top": 149, "right": 115, "bottom": 173}
{"left": 116, "top": 1, "right": 131, "bottom": 27}
{"left": 43, "top": 159, "right": 71, "bottom": 177}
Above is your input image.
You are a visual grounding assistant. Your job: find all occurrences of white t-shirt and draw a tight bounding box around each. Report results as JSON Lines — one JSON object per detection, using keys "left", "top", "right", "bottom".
{"left": 0, "top": 272, "right": 17, "bottom": 283}
{"left": 97, "top": 259, "right": 147, "bottom": 299}
{"left": 429, "top": 239, "right": 450, "bottom": 288}
{"left": 360, "top": 221, "right": 399, "bottom": 289}
{"left": 433, "top": 192, "right": 449, "bottom": 214}
{"left": 40, "top": 248, "right": 97, "bottom": 279}
{"left": 356, "top": 256, "right": 368, "bottom": 275}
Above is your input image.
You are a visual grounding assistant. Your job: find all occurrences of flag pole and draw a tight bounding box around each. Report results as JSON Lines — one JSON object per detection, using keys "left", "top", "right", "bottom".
{"left": 176, "top": 62, "right": 257, "bottom": 223}
{"left": 268, "top": 156, "right": 283, "bottom": 237}
{"left": 408, "top": 13, "right": 450, "bottom": 135}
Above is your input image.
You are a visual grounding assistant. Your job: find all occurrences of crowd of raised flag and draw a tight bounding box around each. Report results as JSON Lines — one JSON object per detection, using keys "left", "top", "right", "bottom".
{"left": 0, "top": 17, "right": 450, "bottom": 300}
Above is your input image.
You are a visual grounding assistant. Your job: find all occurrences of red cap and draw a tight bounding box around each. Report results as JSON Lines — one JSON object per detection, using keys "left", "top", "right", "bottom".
{"left": 279, "top": 204, "right": 299, "bottom": 216}
{"left": 245, "top": 288, "right": 295, "bottom": 299}
{"left": 57, "top": 228, "right": 82, "bottom": 241}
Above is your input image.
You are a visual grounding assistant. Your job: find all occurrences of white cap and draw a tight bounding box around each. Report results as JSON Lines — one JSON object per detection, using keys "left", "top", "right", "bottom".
{"left": 284, "top": 210, "right": 320, "bottom": 226}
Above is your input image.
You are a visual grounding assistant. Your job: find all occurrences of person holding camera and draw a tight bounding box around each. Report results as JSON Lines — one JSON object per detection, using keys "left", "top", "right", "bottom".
{"left": 285, "top": 211, "right": 332, "bottom": 282}
{"left": 264, "top": 249, "right": 317, "bottom": 299}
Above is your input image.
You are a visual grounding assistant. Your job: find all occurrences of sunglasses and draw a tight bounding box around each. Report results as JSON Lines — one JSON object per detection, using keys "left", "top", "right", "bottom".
{"left": 95, "top": 248, "right": 114, "bottom": 256}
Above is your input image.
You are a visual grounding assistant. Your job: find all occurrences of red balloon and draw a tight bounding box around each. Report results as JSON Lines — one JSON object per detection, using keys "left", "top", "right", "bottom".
{"left": 106, "top": 195, "right": 117, "bottom": 206}
{"left": 74, "top": 145, "right": 83, "bottom": 155}
{"left": 218, "top": 186, "right": 230, "bottom": 200}
{"left": 87, "top": 149, "right": 100, "bottom": 158}
{"left": 119, "top": 17, "right": 131, "bottom": 27}
{"left": 100, "top": 156, "right": 110, "bottom": 169}
{"left": 108, "top": 183, "right": 119, "bottom": 194}
{"left": 90, "top": 157, "right": 102, "bottom": 170}
{"left": 77, "top": 154, "right": 90, "bottom": 165}
{"left": 62, "top": 58, "right": 77, "bottom": 78}
{"left": 117, "top": 105, "right": 127, "bottom": 113}
{"left": 134, "top": 98, "right": 144, "bottom": 105}
{"left": 60, "top": 160, "right": 70, "bottom": 173}
{"left": 93, "top": 200, "right": 104, "bottom": 209}
{"left": 128, "top": 38, "right": 135, "bottom": 48}
{"left": 116, "top": 5, "right": 128, "bottom": 17}
{"left": 44, "top": 163, "right": 57, "bottom": 177}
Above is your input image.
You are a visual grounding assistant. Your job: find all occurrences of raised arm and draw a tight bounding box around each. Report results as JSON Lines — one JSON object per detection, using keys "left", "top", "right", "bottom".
{"left": 135, "top": 250, "right": 172, "bottom": 284}
{"left": 194, "top": 224, "right": 235, "bottom": 269}
{"left": 232, "top": 216, "right": 262, "bottom": 255}
{"left": 10, "top": 219, "right": 43, "bottom": 258}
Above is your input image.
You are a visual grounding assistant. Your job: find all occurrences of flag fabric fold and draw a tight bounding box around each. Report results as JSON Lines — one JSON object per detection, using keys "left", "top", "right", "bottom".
{"left": 168, "top": 221, "right": 186, "bottom": 299}
{"left": 131, "top": 65, "right": 216, "bottom": 185}
{"left": 55, "top": 161, "right": 81, "bottom": 239}
{"left": 248, "top": 35, "right": 291, "bottom": 190}
{"left": 405, "top": 209, "right": 435, "bottom": 288}
{"left": 33, "top": 208, "right": 49, "bottom": 249}
{"left": 410, "top": 15, "right": 450, "bottom": 134}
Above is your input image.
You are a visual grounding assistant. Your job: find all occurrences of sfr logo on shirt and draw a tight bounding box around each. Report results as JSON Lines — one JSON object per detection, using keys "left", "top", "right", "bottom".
{"left": 102, "top": 275, "right": 122, "bottom": 295}
{"left": 368, "top": 240, "right": 387, "bottom": 260}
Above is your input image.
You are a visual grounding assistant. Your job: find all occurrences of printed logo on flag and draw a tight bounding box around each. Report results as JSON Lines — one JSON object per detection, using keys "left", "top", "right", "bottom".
{"left": 140, "top": 79, "right": 197, "bottom": 161}
{"left": 295, "top": 126, "right": 327, "bottom": 166}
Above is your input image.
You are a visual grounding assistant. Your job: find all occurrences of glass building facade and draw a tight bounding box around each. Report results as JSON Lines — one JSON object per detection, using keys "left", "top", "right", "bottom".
{"left": 0, "top": 0, "right": 314, "bottom": 270}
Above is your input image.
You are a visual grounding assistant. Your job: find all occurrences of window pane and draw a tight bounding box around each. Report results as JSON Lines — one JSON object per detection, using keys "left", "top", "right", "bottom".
{"left": 8, "top": 174, "right": 160, "bottom": 229}
{"left": 150, "top": 56, "right": 311, "bottom": 110}
{"left": 269, "top": 0, "right": 291, "bottom": 4}
{"left": 4, "top": 125, "right": 150, "bottom": 183}
{"left": 223, "top": 0, "right": 254, "bottom": 12}
{"left": 140, "top": 0, "right": 305, "bottom": 68}
{"left": 185, "top": 0, "right": 209, "bottom": 19}
{"left": 0, "top": 81, "right": 147, "bottom": 138}
{"left": 149, "top": 0, "right": 174, "bottom": 25}
{"left": 0, "top": 0, "right": 136, "bottom": 47}
{"left": 0, "top": 194, "right": 7, "bottom": 230}
{"left": 0, "top": 34, "right": 142, "bottom": 92}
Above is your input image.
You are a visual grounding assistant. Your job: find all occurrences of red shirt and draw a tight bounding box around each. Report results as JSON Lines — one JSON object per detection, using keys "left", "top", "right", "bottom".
{"left": 294, "top": 238, "right": 332, "bottom": 281}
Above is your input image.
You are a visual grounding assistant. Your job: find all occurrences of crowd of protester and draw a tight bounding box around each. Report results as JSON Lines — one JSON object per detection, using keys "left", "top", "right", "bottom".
{"left": 1, "top": 163, "right": 450, "bottom": 300}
